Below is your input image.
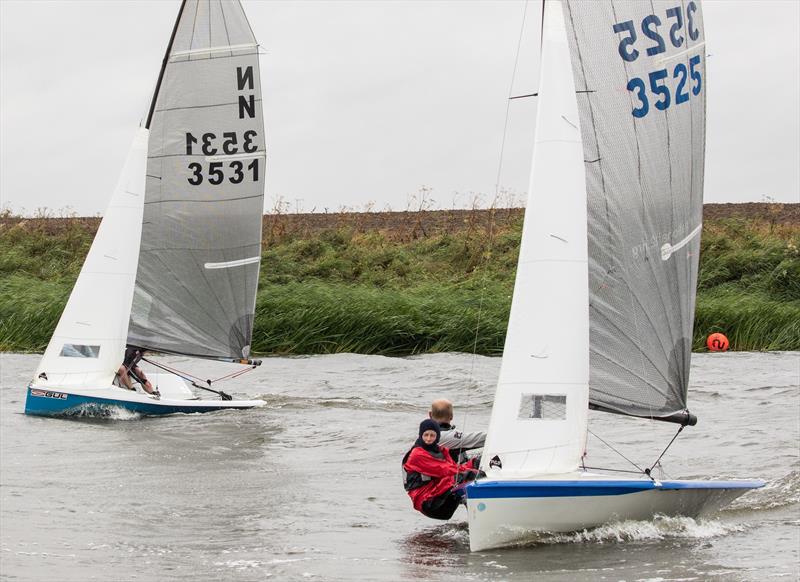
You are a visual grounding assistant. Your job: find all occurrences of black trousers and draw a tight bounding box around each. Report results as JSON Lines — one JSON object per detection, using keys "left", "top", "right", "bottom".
{"left": 420, "top": 468, "right": 479, "bottom": 520}
{"left": 420, "top": 492, "right": 463, "bottom": 520}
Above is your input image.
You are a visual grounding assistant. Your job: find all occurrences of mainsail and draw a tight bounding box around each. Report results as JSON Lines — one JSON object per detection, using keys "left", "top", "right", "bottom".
{"left": 127, "top": 0, "right": 266, "bottom": 360}
{"left": 563, "top": 0, "right": 705, "bottom": 421}
{"left": 482, "top": 0, "right": 706, "bottom": 477}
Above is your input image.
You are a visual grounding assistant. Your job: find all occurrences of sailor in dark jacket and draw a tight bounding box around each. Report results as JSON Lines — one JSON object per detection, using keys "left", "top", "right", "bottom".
{"left": 430, "top": 399, "right": 485, "bottom": 461}
{"left": 402, "top": 419, "right": 480, "bottom": 520}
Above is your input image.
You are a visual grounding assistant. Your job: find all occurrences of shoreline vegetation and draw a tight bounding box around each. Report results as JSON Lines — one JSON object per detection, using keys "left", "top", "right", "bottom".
{"left": 1, "top": 203, "right": 798, "bottom": 355}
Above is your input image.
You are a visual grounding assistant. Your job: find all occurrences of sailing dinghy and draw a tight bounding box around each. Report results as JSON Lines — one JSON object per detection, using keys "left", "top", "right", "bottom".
{"left": 465, "top": 0, "right": 763, "bottom": 551}
{"left": 25, "top": 0, "right": 266, "bottom": 417}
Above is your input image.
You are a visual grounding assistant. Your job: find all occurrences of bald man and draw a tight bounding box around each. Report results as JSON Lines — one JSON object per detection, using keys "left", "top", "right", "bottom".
{"left": 429, "top": 398, "right": 485, "bottom": 461}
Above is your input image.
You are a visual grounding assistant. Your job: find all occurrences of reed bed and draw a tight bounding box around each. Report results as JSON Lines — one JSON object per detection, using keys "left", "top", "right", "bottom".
{"left": 1, "top": 206, "right": 797, "bottom": 354}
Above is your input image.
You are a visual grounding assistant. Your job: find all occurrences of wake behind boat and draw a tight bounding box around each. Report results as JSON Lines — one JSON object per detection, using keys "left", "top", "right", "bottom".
{"left": 464, "top": 0, "right": 763, "bottom": 551}
{"left": 25, "top": 0, "right": 267, "bottom": 418}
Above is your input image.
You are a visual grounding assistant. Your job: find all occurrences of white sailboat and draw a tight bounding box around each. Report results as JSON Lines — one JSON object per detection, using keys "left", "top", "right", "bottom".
{"left": 25, "top": 0, "right": 266, "bottom": 416}
{"left": 464, "top": 0, "right": 763, "bottom": 551}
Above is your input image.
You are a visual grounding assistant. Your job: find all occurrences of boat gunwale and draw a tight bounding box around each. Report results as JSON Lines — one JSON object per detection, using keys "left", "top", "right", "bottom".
{"left": 465, "top": 478, "right": 766, "bottom": 499}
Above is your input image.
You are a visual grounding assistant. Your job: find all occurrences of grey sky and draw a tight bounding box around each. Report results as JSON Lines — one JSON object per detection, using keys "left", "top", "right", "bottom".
{"left": 1, "top": 0, "right": 798, "bottom": 216}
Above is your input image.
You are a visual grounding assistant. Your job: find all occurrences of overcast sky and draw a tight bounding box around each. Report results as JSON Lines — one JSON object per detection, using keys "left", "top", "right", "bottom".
{"left": 1, "top": 0, "right": 798, "bottom": 216}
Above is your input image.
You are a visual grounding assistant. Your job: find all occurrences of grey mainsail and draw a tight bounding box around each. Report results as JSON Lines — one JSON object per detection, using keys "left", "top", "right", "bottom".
{"left": 562, "top": 0, "right": 706, "bottom": 420}
{"left": 128, "top": 0, "right": 265, "bottom": 360}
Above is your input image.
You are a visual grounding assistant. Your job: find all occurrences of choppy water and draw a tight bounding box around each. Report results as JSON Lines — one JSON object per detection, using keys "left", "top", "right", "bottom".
{"left": 1, "top": 351, "right": 798, "bottom": 581}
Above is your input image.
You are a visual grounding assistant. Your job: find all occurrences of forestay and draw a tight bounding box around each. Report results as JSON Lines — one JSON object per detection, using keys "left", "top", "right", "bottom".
{"left": 481, "top": 3, "right": 590, "bottom": 477}
{"left": 563, "top": 0, "right": 706, "bottom": 420}
{"left": 128, "top": 0, "right": 265, "bottom": 360}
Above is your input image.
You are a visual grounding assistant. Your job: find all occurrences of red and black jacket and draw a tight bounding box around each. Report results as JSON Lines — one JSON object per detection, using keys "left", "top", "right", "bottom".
{"left": 402, "top": 445, "right": 479, "bottom": 512}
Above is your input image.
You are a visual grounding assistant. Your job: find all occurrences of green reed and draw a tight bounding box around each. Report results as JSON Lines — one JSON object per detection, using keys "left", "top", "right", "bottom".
{"left": 1, "top": 212, "right": 797, "bottom": 354}
{"left": 252, "top": 281, "right": 510, "bottom": 355}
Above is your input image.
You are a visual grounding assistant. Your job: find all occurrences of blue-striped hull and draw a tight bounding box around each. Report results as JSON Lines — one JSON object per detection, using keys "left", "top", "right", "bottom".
{"left": 466, "top": 476, "right": 765, "bottom": 551}
{"left": 24, "top": 387, "right": 260, "bottom": 417}
{"left": 466, "top": 478, "right": 765, "bottom": 499}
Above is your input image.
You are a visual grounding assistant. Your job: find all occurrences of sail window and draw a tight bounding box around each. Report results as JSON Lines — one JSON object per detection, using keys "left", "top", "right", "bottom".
{"left": 518, "top": 394, "right": 566, "bottom": 420}
{"left": 59, "top": 344, "right": 100, "bottom": 358}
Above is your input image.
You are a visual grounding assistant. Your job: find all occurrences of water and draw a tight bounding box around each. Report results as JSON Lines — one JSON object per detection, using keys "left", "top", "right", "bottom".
{"left": 1, "top": 351, "right": 798, "bottom": 581}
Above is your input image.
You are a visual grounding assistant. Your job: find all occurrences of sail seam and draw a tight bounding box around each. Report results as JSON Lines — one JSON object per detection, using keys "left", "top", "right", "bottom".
{"left": 205, "top": 152, "right": 265, "bottom": 162}
{"left": 218, "top": 0, "right": 233, "bottom": 59}
{"left": 147, "top": 149, "right": 265, "bottom": 160}
{"left": 140, "top": 243, "right": 259, "bottom": 252}
{"left": 171, "top": 43, "right": 258, "bottom": 58}
{"left": 167, "top": 52, "right": 258, "bottom": 65}
{"left": 143, "top": 194, "right": 262, "bottom": 204}
{"left": 155, "top": 98, "right": 263, "bottom": 114}
{"left": 188, "top": 0, "right": 200, "bottom": 62}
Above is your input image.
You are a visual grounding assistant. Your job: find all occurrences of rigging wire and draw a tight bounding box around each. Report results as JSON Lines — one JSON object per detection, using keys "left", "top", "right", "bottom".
{"left": 646, "top": 424, "right": 685, "bottom": 476}
{"left": 581, "top": 465, "right": 646, "bottom": 475}
{"left": 140, "top": 356, "right": 258, "bottom": 401}
{"left": 141, "top": 356, "right": 257, "bottom": 385}
{"left": 492, "top": 0, "right": 531, "bottom": 197}
{"left": 588, "top": 423, "right": 686, "bottom": 480}
{"left": 587, "top": 429, "right": 646, "bottom": 475}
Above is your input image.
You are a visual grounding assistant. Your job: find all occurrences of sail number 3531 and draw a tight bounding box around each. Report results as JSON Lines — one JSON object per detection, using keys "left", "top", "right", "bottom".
{"left": 613, "top": 2, "right": 702, "bottom": 119}
{"left": 185, "top": 131, "right": 260, "bottom": 185}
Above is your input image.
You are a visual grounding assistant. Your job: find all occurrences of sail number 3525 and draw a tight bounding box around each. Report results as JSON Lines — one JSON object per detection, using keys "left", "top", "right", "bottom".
{"left": 613, "top": 2, "right": 702, "bottom": 119}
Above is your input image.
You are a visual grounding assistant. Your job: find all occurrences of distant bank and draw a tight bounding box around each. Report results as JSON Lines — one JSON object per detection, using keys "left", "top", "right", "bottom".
{"left": 1, "top": 203, "right": 798, "bottom": 355}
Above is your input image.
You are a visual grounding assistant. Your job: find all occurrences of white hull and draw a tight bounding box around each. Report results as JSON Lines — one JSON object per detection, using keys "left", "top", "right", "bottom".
{"left": 466, "top": 473, "right": 764, "bottom": 551}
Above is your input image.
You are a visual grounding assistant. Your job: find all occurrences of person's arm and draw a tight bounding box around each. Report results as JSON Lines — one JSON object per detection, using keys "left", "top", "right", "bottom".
{"left": 439, "top": 428, "right": 486, "bottom": 451}
{"left": 404, "top": 448, "right": 459, "bottom": 480}
{"left": 458, "top": 456, "right": 480, "bottom": 472}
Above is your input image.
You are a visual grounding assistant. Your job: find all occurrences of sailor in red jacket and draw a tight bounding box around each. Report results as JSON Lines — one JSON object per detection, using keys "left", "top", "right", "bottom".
{"left": 402, "top": 419, "right": 480, "bottom": 520}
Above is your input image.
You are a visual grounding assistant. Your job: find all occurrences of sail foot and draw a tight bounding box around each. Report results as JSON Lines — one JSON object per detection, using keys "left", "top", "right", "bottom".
{"left": 589, "top": 403, "right": 697, "bottom": 426}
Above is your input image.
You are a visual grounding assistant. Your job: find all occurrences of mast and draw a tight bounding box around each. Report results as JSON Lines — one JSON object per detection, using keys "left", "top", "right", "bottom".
{"left": 145, "top": 0, "right": 187, "bottom": 129}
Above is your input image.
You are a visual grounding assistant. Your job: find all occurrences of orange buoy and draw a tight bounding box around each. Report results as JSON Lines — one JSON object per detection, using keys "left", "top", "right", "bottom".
{"left": 707, "top": 333, "right": 729, "bottom": 352}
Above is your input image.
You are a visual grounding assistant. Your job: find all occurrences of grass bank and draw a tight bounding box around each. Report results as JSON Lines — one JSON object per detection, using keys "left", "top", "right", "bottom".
{"left": 1, "top": 205, "right": 797, "bottom": 354}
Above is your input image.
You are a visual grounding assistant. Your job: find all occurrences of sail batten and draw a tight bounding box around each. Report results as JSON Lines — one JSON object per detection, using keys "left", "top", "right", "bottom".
{"left": 128, "top": 0, "right": 264, "bottom": 361}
